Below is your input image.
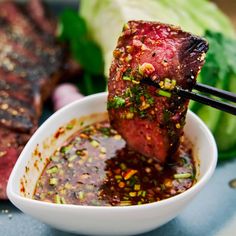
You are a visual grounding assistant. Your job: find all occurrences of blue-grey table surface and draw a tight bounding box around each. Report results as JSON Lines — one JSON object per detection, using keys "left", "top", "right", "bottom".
{"left": 1, "top": 1, "right": 236, "bottom": 236}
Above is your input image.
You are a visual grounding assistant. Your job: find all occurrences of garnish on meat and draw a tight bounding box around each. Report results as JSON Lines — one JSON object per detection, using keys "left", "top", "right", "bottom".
{"left": 108, "top": 20, "right": 208, "bottom": 163}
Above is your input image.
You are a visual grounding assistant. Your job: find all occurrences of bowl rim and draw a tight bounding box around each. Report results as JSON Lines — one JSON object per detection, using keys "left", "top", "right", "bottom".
{"left": 7, "top": 92, "right": 218, "bottom": 211}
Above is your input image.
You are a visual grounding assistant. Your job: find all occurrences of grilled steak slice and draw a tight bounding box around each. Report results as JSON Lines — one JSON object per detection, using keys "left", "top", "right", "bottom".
{"left": 0, "top": 69, "right": 38, "bottom": 104}
{"left": 108, "top": 21, "right": 208, "bottom": 163}
{"left": 0, "top": 1, "right": 64, "bottom": 99}
{"left": 27, "top": 0, "right": 57, "bottom": 36}
{"left": 0, "top": 0, "right": 65, "bottom": 199}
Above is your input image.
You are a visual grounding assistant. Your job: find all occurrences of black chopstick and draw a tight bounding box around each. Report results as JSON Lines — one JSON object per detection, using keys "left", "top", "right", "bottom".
{"left": 141, "top": 78, "right": 236, "bottom": 116}
{"left": 194, "top": 83, "right": 236, "bottom": 103}
{"left": 176, "top": 87, "right": 236, "bottom": 115}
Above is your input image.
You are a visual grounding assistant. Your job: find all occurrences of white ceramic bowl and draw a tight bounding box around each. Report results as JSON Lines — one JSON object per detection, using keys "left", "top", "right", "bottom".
{"left": 7, "top": 92, "right": 217, "bottom": 235}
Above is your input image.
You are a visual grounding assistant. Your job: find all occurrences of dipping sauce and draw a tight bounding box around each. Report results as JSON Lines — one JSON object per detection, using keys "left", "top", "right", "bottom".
{"left": 34, "top": 120, "right": 196, "bottom": 206}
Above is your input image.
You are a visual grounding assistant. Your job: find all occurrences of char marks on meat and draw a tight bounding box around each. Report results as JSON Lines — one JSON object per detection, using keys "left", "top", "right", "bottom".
{"left": 108, "top": 20, "right": 208, "bottom": 163}
{"left": 0, "top": 0, "right": 64, "bottom": 199}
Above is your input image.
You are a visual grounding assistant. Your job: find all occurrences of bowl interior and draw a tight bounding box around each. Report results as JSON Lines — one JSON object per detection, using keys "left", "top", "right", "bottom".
{"left": 7, "top": 92, "right": 217, "bottom": 235}
{"left": 8, "top": 92, "right": 216, "bottom": 198}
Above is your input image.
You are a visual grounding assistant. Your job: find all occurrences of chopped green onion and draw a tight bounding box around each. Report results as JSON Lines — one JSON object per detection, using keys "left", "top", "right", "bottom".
{"left": 54, "top": 194, "right": 61, "bottom": 204}
{"left": 79, "top": 191, "right": 85, "bottom": 200}
{"left": 68, "top": 155, "right": 77, "bottom": 162}
{"left": 120, "top": 201, "right": 131, "bottom": 206}
{"left": 107, "top": 96, "right": 125, "bottom": 109}
{"left": 46, "top": 166, "right": 58, "bottom": 174}
{"left": 60, "top": 197, "right": 66, "bottom": 204}
{"left": 174, "top": 173, "right": 192, "bottom": 179}
{"left": 123, "top": 76, "right": 131, "bottom": 81}
{"left": 75, "top": 137, "right": 81, "bottom": 142}
{"left": 49, "top": 178, "right": 58, "bottom": 186}
{"left": 66, "top": 124, "right": 74, "bottom": 130}
{"left": 99, "top": 127, "right": 110, "bottom": 136}
{"left": 134, "top": 184, "right": 140, "bottom": 191}
{"left": 76, "top": 149, "right": 86, "bottom": 156}
{"left": 129, "top": 192, "right": 137, "bottom": 197}
{"left": 137, "top": 190, "right": 142, "bottom": 196}
{"left": 157, "top": 89, "right": 171, "bottom": 98}
{"left": 129, "top": 177, "right": 136, "bottom": 187}
{"left": 131, "top": 80, "right": 140, "bottom": 84}
{"left": 122, "top": 76, "right": 139, "bottom": 84}
{"left": 115, "top": 175, "right": 122, "bottom": 180}
{"left": 90, "top": 140, "right": 100, "bottom": 147}
{"left": 142, "top": 191, "right": 146, "bottom": 197}
{"left": 120, "top": 163, "right": 127, "bottom": 171}
{"left": 60, "top": 146, "right": 71, "bottom": 154}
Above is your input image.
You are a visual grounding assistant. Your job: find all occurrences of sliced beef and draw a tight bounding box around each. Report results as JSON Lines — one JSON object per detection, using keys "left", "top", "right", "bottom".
{"left": 108, "top": 21, "right": 208, "bottom": 163}
{"left": 0, "top": 69, "right": 38, "bottom": 103}
{"left": 27, "top": 0, "right": 57, "bottom": 36}
{"left": 0, "top": 1, "right": 64, "bottom": 97}
{"left": 0, "top": 0, "right": 65, "bottom": 199}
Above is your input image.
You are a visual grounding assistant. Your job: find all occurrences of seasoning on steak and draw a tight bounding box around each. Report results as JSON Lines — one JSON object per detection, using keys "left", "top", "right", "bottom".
{"left": 108, "top": 20, "right": 208, "bottom": 163}
{"left": 0, "top": 0, "right": 64, "bottom": 199}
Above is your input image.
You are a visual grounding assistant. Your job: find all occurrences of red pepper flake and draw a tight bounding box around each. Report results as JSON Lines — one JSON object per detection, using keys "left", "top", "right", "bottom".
{"left": 20, "top": 180, "right": 25, "bottom": 193}
{"left": 54, "top": 127, "right": 65, "bottom": 139}
{"left": 33, "top": 145, "right": 40, "bottom": 157}
{"left": 80, "top": 133, "right": 89, "bottom": 139}
{"left": 123, "top": 169, "right": 138, "bottom": 180}
{"left": 114, "top": 168, "right": 121, "bottom": 175}
{"left": 38, "top": 151, "right": 42, "bottom": 158}
{"left": 118, "top": 182, "right": 125, "bottom": 188}
{"left": 140, "top": 95, "right": 145, "bottom": 102}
